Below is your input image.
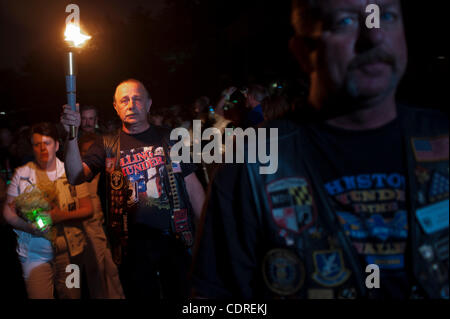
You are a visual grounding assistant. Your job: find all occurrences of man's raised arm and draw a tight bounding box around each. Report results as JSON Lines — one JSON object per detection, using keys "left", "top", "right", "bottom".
{"left": 60, "top": 104, "right": 93, "bottom": 185}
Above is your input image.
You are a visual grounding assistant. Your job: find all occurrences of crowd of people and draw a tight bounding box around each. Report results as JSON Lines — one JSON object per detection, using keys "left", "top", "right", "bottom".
{"left": 0, "top": 75, "right": 287, "bottom": 299}
{"left": 0, "top": 0, "right": 448, "bottom": 300}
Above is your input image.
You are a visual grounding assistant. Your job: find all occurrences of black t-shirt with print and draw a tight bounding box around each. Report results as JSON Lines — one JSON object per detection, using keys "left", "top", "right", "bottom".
{"left": 83, "top": 126, "right": 197, "bottom": 231}
{"left": 304, "top": 116, "right": 411, "bottom": 298}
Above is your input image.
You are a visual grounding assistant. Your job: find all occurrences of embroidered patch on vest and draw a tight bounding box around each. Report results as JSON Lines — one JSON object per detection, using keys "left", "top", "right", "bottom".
{"left": 428, "top": 171, "right": 449, "bottom": 203}
{"left": 415, "top": 199, "right": 449, "bottom": 235}
{"left": 411, "top": 136, "right": 449, "bottom": 162}
{"left": 262, "top": 248, "right": 305, "bottom": 296}
{"left": 266, "top": 177, "right": 317, "bottom": 234}
{"left": 111, "top": 170, "right": 124, "bottom": 190}
{"left": 312, "top": 249, "right": 351, "bottom": 287}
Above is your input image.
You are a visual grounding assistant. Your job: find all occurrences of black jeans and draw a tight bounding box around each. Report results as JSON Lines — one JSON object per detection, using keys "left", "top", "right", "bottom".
{"left": 119, "top": 226, "right": 192, "bottom": 299}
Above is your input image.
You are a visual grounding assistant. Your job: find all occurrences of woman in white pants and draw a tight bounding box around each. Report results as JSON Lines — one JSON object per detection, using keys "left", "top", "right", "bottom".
{"left": 3, "top": 122, "right": 93, "bottom": 299}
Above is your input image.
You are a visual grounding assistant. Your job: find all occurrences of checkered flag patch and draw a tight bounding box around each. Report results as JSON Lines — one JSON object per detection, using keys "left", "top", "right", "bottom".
{"left": 289, "top": 186, "right": 312, "bottom": 206}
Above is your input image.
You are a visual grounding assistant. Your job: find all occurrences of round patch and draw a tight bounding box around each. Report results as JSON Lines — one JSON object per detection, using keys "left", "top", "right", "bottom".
{"left": 111, "top": 170, "right": 124, "bottom": 190}
{"left": 262, "top": 248, "right": 305, "bottom": 296}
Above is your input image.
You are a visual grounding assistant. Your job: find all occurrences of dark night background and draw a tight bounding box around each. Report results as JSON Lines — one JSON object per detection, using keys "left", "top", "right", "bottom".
{"left": 0, "top": 0, "right": 448, "bottom": 129}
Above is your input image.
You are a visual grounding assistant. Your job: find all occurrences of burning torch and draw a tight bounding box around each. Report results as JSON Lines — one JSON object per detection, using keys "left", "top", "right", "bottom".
{"left": 64, "top": 4, "right": 91, "bottom": 139}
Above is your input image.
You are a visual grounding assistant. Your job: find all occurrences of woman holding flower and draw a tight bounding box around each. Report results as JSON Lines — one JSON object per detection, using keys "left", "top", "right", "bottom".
{"left": 2, "top": 122, "right": 92, "bottom": 299}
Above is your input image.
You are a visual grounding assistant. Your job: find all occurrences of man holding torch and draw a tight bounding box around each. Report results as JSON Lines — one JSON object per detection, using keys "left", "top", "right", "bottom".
{"left": 61, "top": 79, "right": 205, "bottom": 299}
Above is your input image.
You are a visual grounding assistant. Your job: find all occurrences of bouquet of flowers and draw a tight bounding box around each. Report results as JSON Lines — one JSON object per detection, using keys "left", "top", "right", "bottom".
{"left": 14, "top": 180, "right": 58, "bottom": 242}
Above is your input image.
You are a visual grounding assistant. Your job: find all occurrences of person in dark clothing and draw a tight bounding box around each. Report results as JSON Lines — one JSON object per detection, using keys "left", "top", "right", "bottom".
{"left": 192, "top": 0, "right": 448, "bottom": 299}
{"left": 61, "top": 79, "right": 206, "bottom": 299}
{"left": 244, "top": 84, "right": 269, "bottom": 127}
{"left": 0, "top": 176, "right": 27, "bottom": 299}
{"left": 261, "top": 95, "right": 292, "bottom": 122}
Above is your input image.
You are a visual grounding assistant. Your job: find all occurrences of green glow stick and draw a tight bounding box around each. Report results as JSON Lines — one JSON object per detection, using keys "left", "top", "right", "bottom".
{"left": 36, "top": 218, "right": 45, "bottom": 229}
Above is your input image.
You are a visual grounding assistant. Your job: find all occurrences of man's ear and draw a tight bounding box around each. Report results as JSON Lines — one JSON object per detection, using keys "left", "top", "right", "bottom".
{"left": 289, "top": 35, "right": 317, "bottom": 74}
{"left": 55, "top": 141, "right": 60, "bottom": 153}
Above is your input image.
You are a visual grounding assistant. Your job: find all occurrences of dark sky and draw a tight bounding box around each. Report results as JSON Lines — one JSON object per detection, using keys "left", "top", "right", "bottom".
{"left": 0, "top": 0, "right": 448, "bottom": 128}
{"left": 0, "top": 0, "right": 295, "bottom": 125}
{"left": 0, "top": 0, "right": 166, "bottom": 69}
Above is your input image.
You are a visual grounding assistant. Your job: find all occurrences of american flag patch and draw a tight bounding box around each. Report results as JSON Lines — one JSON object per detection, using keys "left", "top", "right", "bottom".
{"left": 412, "top": 136, "right": 449, "bottom": 162}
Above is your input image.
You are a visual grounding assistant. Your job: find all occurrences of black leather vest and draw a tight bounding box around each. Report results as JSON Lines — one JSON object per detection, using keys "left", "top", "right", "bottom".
{"left": 245, "top": 106, "right": 448, "bottom": 299}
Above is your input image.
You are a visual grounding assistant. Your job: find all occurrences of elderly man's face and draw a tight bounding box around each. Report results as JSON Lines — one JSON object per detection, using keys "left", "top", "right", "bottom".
{"left": 114, "top": 82, "right": 152, "bottom": 126}
{"left": 309, "top": 0, "right": 407, "bottom": 105}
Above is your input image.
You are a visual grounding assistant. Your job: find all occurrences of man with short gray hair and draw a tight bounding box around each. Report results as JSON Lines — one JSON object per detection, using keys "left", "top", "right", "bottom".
{"left": 61, "top": 78, "right": 205, "bottom": 299}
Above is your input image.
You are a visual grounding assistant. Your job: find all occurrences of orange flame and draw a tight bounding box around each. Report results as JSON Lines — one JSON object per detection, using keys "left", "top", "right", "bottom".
{"left": 64, "top": 23, "right": 91, "bottom": 47}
